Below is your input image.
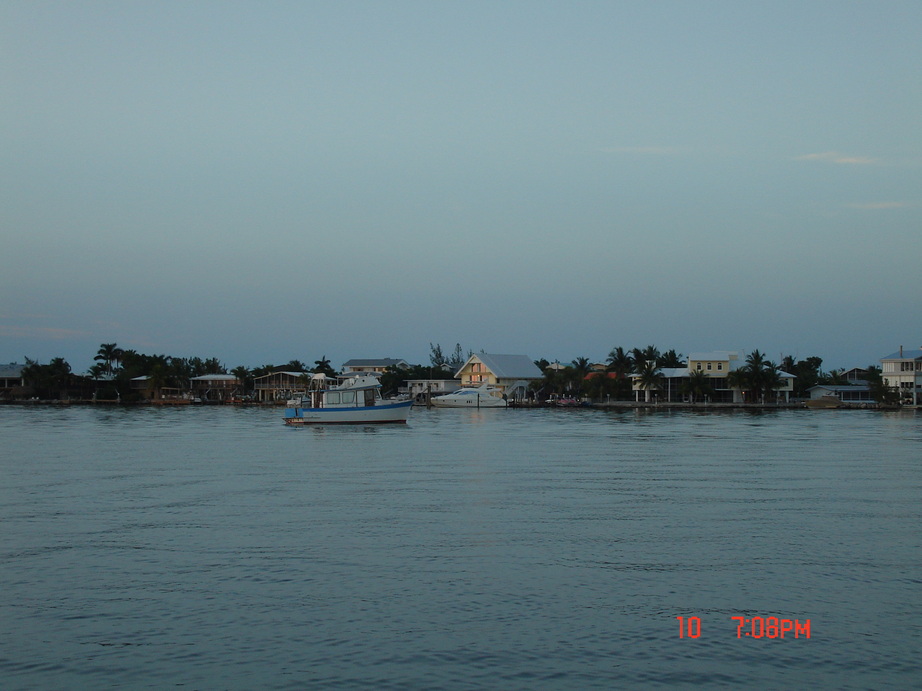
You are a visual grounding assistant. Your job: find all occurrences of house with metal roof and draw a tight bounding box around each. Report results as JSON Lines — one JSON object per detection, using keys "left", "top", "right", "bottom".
{"left": 880, "top": 346, "right": 922, "bottom": 406}
{"left": 0, "top": 363, "right": 25, "bottom": 398}
{"left": 342, "top": 358, "right": 409, "bottom": 374}
{"left": 454, "top": 353, "right": 543, "bottom": 401}
{"left": 631, "top": 351, "right": 795, "bottom": 403}
{"left": 807, "top": 384, "right": 873, "bottom": 404}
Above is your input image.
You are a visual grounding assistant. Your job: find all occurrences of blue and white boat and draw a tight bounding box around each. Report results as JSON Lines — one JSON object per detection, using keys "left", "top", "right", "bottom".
{"left": 284, "top": 373, "right": 412, "bottom": 425}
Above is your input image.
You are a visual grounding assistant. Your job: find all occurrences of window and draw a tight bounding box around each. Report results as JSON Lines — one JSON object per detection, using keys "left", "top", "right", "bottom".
{"left": 696, "top": 363, "right": 702, "bottom": 371}
{"left": 717, "top": 363, "right": 723, "bottom": 371}
{"left": 707, "top": 363, "right": 712, "bottom": 371}
{"left": 341, "top": 391, "right": 355, "bottom": 404}
{"left": 326, "top": 392, "right": 340, "bottom": 404}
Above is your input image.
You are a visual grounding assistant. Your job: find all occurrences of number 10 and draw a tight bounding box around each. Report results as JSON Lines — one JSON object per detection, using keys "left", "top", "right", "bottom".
{"left": 677, "top": 616, "right": 701, "bottom": 638}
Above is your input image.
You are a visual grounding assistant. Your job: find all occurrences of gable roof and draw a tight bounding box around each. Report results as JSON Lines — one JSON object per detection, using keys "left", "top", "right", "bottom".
{"left": 457, "top": 353, "right": 542, "bottom": 380}
{"left": 687, "top": 351, "right": 740, "bottom": 362}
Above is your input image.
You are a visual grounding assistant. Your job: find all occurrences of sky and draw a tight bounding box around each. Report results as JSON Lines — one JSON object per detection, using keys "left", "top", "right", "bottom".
{"left": 2, "top": 0, "right": 920, "bottom": 373}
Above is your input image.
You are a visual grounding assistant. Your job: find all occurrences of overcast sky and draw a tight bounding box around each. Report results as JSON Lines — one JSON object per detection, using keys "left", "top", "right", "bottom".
{"left": 2, "top": 1, "right": 920, "bottom": 373}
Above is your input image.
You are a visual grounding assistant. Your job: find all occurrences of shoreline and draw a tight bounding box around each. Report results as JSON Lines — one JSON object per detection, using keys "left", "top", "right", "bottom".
{"left": 1, "top": 399, "right": 909, "bottom": 411}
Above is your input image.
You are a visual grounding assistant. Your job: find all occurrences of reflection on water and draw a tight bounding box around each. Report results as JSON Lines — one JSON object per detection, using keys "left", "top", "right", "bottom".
{"left": 0, "top": 406, "right": 919, "bottom": 689}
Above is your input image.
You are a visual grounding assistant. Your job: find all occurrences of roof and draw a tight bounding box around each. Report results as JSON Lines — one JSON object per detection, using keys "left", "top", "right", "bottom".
{"left": 190, "top": 374, "right": 238, "bottom": 381}
{"left": 881, "top": 349, "right": 922, "bottom": 361}
{"left": 687, "top": 351, "right": 740, "bottom": 362}
{"left": 808, "top": 384, "right": 871, "bottom": 393}
{"left": 0, "top": 363, "right": 25, "bottom": 378}
{"left": 253, "top": 371, "right": 308, "bottom": 380}
{"left": 342, "top": 358, "right": 408, "bottom": 368}
{"left": 457, "top": 353, "right": 543, "bottom": 380}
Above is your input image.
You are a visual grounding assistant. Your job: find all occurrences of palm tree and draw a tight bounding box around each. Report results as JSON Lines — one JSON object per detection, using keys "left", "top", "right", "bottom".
{"left": 607, "top": 346, "right": 631, "bottom": 374}
{"left": 825, "top": 369, "right": 846, "bottom": 385}
{"left": 636, "top": 360, "right": 663, "bottom": 402}
{"left": 146, "top": 363, "right": 168, "bottom": 400}
{"left": 94, "top": 343, "right": 122, "bottom": 376}
{"left": 630, "top": 345, "right": 660, "bottom": 374}
{"left": 231, "top": 366, "right": 252, "bottom": 397}
{"left": 682, "top": 369, "right": 713, "bottom": 403}
{"left": 727, "top": 367, "right": 751, "bottom": 402}
{"left": 761, "top": 362, "right": 784, "bottom": 402}
{"left": 740, "top": 350, "right": 780, "bottom": 403}
{"left": 571, "top": 356, "right": 591, "bottom": 377}
{"left": 606, "top": 346, "right": 634, "bottom": 400}
{"left": 312, "top": 356, "right": 336, "bottom": 377}
{"left": 658, "top": 349, "right": 685, "bottom": 368}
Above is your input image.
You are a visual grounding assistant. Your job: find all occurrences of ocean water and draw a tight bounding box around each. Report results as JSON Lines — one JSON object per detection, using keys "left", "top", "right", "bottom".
{"left": 0, "top": 405, "right": 919, "bottom": 690}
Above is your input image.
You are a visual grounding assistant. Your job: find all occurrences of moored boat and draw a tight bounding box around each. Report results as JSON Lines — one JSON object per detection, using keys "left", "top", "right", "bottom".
{"left": 283, "top": 373, "right": 412, "bottom": 424}
{"left": 430, "top": 383, "right": 507, "bottom": 408}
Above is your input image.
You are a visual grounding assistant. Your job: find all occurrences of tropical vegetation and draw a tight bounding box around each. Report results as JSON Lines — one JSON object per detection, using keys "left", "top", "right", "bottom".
{"left": 6, "top": 340, "right": 910, "bottom": 406}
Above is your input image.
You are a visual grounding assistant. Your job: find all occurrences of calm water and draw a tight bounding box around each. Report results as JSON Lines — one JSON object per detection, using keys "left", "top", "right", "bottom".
{"left": 1, "top": 405, "right": 920, "bottom": 690}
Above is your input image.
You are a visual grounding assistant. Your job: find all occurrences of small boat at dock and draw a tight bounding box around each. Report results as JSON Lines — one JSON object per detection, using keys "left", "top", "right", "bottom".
{"left": 284, "top": 373, "right": 412, "bottom": 424}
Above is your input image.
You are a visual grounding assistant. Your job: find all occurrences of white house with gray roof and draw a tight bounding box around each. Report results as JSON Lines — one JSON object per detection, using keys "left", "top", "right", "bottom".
{"left": 881, "top": 346, "right": 922, "bottom": 406}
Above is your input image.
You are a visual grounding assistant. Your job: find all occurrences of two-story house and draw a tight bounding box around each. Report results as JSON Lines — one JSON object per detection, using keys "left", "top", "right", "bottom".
{"left": 454, "top": 353, "right": 543, "bottom": 401}
{"left": 880, "top": 347, "right": 922, "bottom": 406}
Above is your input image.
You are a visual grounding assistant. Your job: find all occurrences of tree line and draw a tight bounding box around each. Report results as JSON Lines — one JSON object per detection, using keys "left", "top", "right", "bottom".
{"left": 11, "top": 341, "right": 898, "bottom": 404}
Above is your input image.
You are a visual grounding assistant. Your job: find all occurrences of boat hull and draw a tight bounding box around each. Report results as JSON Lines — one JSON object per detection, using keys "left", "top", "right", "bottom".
{"left": 430, "top": 395, "right": 506, "bottom": 408}
{"left": 284, "top": 399, "right": 413, "bottom": 424}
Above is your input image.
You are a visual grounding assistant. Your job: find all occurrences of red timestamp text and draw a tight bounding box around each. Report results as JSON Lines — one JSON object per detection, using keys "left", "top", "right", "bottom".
{"left": 733, "top": 616, "right": 810, "bottom": 639}
{"left": 677, "top": 616, "right": 811, "bottom": 639}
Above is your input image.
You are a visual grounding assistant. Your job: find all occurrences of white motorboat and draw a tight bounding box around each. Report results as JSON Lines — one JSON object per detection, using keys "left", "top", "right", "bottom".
{"left": 284, "top": 373, "right": 412, "bottom": 424}
{"left": 430, "top": 383, "right": 507, "bottom": 408}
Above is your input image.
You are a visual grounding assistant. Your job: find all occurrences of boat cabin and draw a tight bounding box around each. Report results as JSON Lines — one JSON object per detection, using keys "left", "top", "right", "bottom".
{"left": 295, "top": 373, "right": 384, "bottom": 409}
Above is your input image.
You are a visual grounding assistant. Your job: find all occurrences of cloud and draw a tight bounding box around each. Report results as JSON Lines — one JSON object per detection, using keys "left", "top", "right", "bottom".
{"left": 846, "top": 201, "right": 912, "bottom": 210}
{"left": 0, "top": 325, "right": 89, "bottom": 340}
{"left": 795, "top": 151, "right": 880, "bottom": 165}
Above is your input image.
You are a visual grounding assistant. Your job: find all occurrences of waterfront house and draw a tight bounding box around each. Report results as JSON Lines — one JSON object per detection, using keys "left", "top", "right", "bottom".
{"left": 631, "top": 351, "right": 795, "bottom": 403}
{"left": 129, "top": 375, "right": 186, "bottom": 402}
{"left": 454, "top": 353, "right": 543, "bottom": 401}
{"left": 0, "top": 363, "right": 25, "bottom": 398}
{"left": 880, "top": 347, "right": 922, "bottom": 406}
{"left": 190, "top": 374, "right": 240, "bottom": 402}
{"left": 842, "top": 367, "right": 869, "bottom": 383}
{"left": 807, "top": 384, "right": 873, "bottom": 404}
{"left": 253, "top": 371, "right": 310, "bottom": 402}
{"left": 342, "top": 358, "right": 409, "bottom": 374}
